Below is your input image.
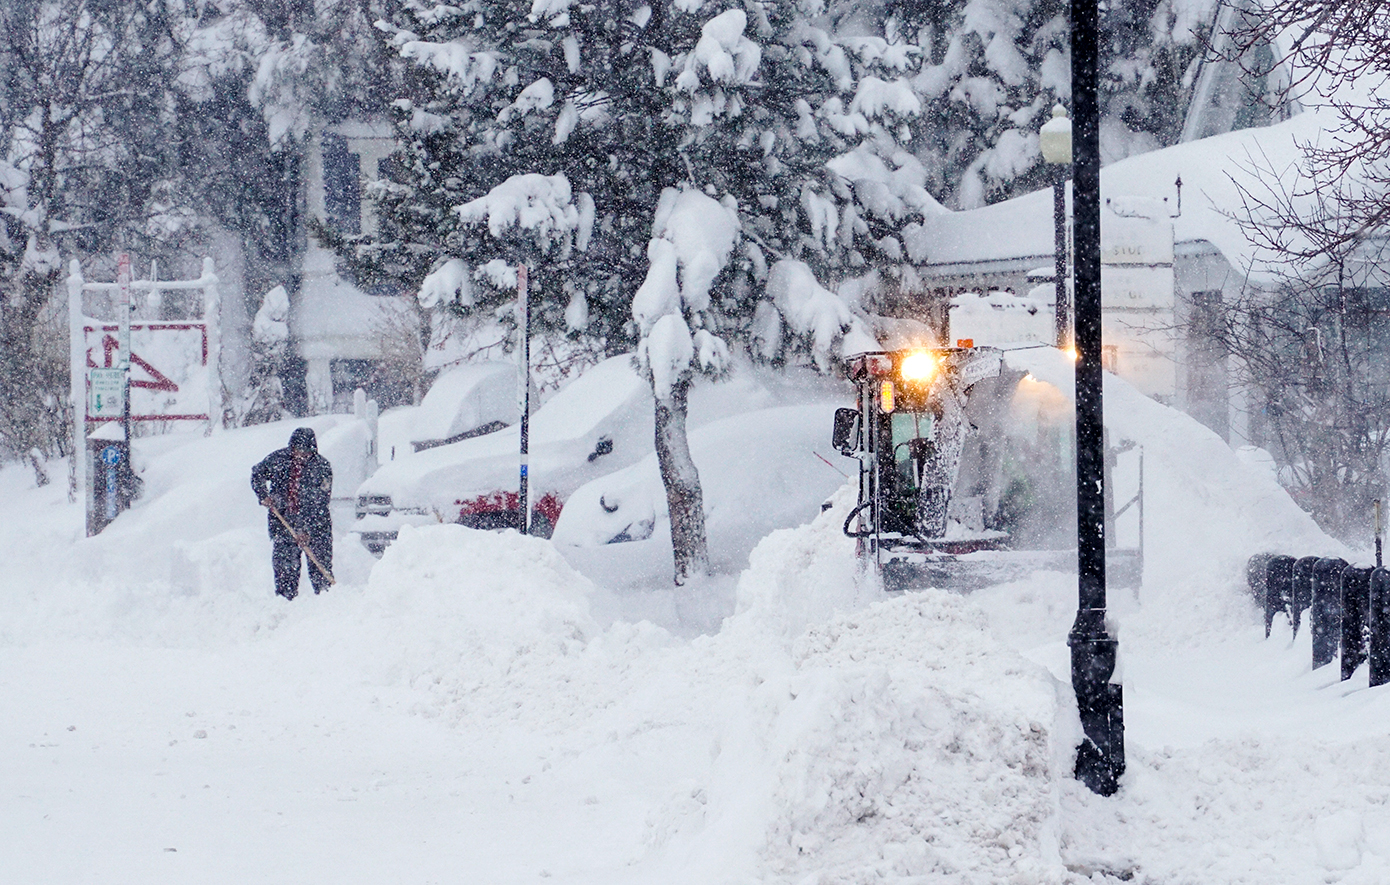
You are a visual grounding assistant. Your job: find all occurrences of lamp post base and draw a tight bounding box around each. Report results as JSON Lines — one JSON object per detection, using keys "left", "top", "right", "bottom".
{"left": 1070, "top": 631, "right": 1124, "bottom": 795}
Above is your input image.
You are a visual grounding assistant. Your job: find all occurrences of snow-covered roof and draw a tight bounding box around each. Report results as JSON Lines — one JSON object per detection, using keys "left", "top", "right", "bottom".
{"left": 906, "top": 110, "right": 1331, "bottom": 281}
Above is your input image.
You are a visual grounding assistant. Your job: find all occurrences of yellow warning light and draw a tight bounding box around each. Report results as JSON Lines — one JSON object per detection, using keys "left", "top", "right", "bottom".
{"left": 880, "top": 380, "right": 896, "bottom": 413}
{"left": 898, "top": 351, "right": 937, "bottom": 384}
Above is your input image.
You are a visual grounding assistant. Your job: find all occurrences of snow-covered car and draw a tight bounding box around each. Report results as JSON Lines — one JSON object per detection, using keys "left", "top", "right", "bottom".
{"left": 550, "top": 402, "right": 849, "bottom": 580}
{"left": 352, "top": 355, "right": 654, "bottom": 553}
{"left": 371, "top": 360, "right": 525, "bottom": 465}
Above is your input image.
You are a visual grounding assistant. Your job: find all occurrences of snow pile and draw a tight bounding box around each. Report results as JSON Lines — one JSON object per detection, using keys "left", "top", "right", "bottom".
{"left": 1056, "top": 632, "right": 1390, "bottom": 884}
{"left": 728, "top": 480, "right": 866, "bottom": 641}
{"left": 0, "top": 418, "right": 378, "bottom": 647}
{"left": 353, "top": 524, "right": 601, "bottom": 723}
{"left": 643, "top": 495, "right": 1071, "bottom": 883}
{"left": 1012, "top": 348, "right": 1345, "bottom": 638}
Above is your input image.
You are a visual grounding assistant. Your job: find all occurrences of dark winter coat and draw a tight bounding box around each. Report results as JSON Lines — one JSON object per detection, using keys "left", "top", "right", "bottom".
{"left": 250, "top": 446, "right": 334, "bottom": 539}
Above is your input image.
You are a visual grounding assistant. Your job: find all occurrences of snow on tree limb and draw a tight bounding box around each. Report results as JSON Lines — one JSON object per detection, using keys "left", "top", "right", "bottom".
{"left": 455, "top": 173, "right": 581, "bottom": 254}
{"left": 641, "top": 314, "right": 695, "bottom": 402}
{"left": 417, "top": 258, "right": 474, "bottom": 309}
{"left": 632, "top": 239, "right": 682, "bottom": 337}
{"left": 654, "top": 188, "right": 740, "bottom": 314}
{"left": 633, "top": 188, "right": 741, "bottom": 401}
{"left": 765, "top": 259, "right": 875, "bottom": 370}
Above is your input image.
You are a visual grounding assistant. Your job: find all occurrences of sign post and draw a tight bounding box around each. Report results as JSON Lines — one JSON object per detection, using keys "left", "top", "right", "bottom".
{"left": 100, "top": 445, "right": 122, "bottom": 522}
{"left": 69, "top": 255, "right": 220, "bottom": 535}
{"left": 517, "top": 264, "right": 530, "bottom": 534}
{"left": 115, "top": 253, "right": 133, "bottom": 465}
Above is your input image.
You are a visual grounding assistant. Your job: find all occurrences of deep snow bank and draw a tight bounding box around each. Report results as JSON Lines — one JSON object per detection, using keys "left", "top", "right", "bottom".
{"left": 0, "top": 417, "right": 377, "bottom": 646}
{"left": 632, "top": 492, "right": 1077, "bottom": 884}
{"left": 350, "top": 523, "right": 605, "bottom": 725}
{"left": 1012, "top": 348, "right": 1347, "bottom": 649}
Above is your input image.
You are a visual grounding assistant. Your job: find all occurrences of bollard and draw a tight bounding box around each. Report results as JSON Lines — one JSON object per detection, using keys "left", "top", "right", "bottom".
{"left": 1291, "top": 556, "right": 1321, "bottom": 636}
{"left": 1246, "top": 553, "right": 1273, "bottom": 631}
{"left": 1246, "top": 553, "right": 1273, "bottom": 602}
{"left": 1266, "top": 555, "right": 1295, "bottom": 638}
{"left": 1370, "top": 568, "right": 1390, "bottom": 688}
{"left": 1340, "top": 567, "right": 1373, "bottom": 681}
{"left": 1310, "top": 558, "right": 1349, "bottom": 669}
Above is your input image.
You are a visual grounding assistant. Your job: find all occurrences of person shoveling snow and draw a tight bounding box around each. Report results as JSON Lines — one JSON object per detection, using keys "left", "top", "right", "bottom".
{"left": 250, "top": 427, "right": 335, "bottom": 598}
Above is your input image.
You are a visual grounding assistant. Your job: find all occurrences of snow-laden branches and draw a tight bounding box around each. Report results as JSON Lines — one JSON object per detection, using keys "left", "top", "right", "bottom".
{"left": 455, "top": 172, "right": 585, "bottom": 257}
{"left": 634, "top": 188, "right": 739, "bottom": 401}
{"left": 763, "top": 259, "right": 876, "bottom": 371}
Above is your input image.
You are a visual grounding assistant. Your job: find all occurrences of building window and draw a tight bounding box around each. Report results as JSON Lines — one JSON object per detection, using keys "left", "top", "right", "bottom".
{"left": 322, "top": 133, "right": 361, "bottom": 235}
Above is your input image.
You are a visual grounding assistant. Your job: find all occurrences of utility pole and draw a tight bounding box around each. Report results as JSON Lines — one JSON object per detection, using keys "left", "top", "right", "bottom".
{"left": 1069, "top": 0, "right": 1124, "bottom": 795}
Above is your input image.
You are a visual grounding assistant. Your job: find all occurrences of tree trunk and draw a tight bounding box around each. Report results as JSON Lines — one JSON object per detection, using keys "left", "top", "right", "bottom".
{"left": 653, "top": 376, "right": 709, "bottom": 585}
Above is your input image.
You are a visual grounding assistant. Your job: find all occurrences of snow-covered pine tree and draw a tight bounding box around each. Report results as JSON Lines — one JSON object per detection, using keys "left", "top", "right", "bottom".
{"left": 360, "top": 0, "right": 690, "bottom": 355}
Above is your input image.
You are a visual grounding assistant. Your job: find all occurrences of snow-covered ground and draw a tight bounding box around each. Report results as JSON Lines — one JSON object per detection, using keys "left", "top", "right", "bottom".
{"left": 5, "top": 362, "right": 1390, "bottom": 884}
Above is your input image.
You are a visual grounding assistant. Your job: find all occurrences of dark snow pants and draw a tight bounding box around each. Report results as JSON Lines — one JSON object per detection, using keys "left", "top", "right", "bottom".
{"left": 272, "top": 530, "right": 333, "bottom": 599}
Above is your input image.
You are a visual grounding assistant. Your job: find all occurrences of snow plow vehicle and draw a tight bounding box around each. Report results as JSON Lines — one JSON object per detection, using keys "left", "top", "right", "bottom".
{"left": 832, "top": 346, "right": 1142, "bottom": 592}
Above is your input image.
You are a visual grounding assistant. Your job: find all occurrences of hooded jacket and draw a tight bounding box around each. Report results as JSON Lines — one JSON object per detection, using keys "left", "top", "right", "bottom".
{"left": 251, "top": 428, "right": 334, "bottom": 537}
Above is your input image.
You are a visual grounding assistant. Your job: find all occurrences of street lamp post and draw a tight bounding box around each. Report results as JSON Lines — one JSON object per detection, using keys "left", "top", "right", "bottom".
{"left": 1040, "top": 105, "right": 1072, "bottom": 350}
{"left": 1070, "top": 0, "right": 1124, "bottom": 796}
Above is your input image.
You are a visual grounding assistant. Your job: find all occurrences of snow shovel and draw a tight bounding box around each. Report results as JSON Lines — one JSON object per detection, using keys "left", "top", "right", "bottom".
{"left": 268, "top": 503, "right": 336, "bottom": 586}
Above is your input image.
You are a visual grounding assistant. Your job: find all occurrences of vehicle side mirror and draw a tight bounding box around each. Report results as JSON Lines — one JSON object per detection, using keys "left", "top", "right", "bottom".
{"left": 832, "top": 408, "right": 860, "bottom": 455}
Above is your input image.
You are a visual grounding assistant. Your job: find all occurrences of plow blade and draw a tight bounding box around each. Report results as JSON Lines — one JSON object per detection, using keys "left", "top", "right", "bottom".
{"left": 879, "top": 547, "right": 1142, "bottom": 593}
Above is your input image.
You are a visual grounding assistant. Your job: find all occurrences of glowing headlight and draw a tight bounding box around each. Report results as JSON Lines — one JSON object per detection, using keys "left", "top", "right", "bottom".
{"left": 899, "top": 351, "right": 937, "bottom": 383}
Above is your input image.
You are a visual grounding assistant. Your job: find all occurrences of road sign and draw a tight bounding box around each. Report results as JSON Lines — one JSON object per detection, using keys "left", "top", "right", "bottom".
{"left": 101, "top": 445, "right": 121, "bottom": 520}
{"left": 116, "top": 253, "right": 131, "bottom": 369}
{"left": 90, "top": 368, "right": 125, "bottom": 418}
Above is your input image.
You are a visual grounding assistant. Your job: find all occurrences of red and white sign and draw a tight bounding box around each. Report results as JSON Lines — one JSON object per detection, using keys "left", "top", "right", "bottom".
{"left": 84, "top": 322, "right": 209, "bottom": 422}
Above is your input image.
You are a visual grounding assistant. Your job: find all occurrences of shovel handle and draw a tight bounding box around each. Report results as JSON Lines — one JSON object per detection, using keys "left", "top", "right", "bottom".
{"left": 268, "top": 503, "right": 336, "bottom": 585}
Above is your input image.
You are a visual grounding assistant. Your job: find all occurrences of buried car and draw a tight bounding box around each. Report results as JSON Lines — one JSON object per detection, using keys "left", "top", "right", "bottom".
{"left": 351, "top": 354, "right": 654, "bottom": 553}
{"left": 550, "top": 402, "right": 850, "bottom": 579}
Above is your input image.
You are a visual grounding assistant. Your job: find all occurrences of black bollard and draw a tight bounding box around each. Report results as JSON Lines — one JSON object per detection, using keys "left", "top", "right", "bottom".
{"left": 1291, "top": 556, "right": 1321, "bottom": 636}
{"left": 1266, "top": 555, "right": 1295, "bottom": 638}
{"left": 1246, "top": 554, "right": 1272, "bottom": 632}
{"left": 1247, "top": 553, "right": 1273, "bottom": 602}
{"left": 1370, "top": 568, "right": 1390, "bottom": 688}
{"left": 1340, "top": 567, "right": 1373, "bottom": 681}
{"left": 1311, "top": 558, "right": 1349, "bottom": 669}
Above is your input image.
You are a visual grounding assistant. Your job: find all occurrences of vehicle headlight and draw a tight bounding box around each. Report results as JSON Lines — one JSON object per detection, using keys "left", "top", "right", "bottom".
{"left": 899, "top": 351, "right": 937, "bottom": 384}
